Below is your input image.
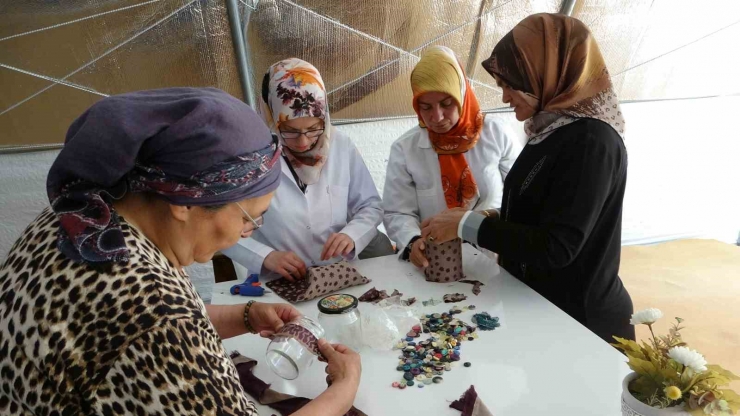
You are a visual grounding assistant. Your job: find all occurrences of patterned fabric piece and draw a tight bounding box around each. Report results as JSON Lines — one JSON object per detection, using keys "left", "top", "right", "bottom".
{"left": 411, "top": 46, "right": 483, "bottom": 210}
{"left": 424, "top": 239, "right": 465, "bottom": 282}
{"left": 482, "top": 13, "right": 625, "bottom": 142}
{"left": 450, "top": 385, "right": 494, "bottom": 416}
{"left": 444, "top": 293, "right": 468, "bottom": 303}
{"left": 52, "top": 139, "right": 280, "bottom": 264}
{"left": 262, "top": 58, "right": 332, "bottom": 185}
{"left": 128, "top": 139, "right": 281, "bottom": 202}
{"left": 231, "top": 353, "right": 368, "bottom": 416}
{"left": 460, "top": 279, "right": 484, "bottom": 296}
{"left": 265, "top": 260, "right": 371, "bottom": 303}
{"left": 276, "top": 323, "right": 322, "bottom": 357}
{"left": 0, "top": 208, "right": 256, "bottom": 415}
{"left": 358, "top": 287, "right": 402, "bottom": 303}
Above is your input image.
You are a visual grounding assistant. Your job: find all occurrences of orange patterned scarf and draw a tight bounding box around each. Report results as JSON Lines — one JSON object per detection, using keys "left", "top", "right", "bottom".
{"left": 411, "top": 46, "right": 484, "bottom": 209}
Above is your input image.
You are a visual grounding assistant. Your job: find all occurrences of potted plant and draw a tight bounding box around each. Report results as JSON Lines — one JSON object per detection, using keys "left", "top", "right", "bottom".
{"left": 614, "top": 308, "right": 740, "bottom": 416}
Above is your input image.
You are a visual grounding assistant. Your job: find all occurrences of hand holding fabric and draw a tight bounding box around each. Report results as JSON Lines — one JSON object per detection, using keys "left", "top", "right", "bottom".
{"left": 247, "top": 302, "right": 302, "bottom": 338}
{"left": 410, "top": 238, "right": 429, "bottom": 268}
{"left": 264, "top": 251, "right": 307, "bottom": 281}
{"left": 321, "top": 233, "right": 355, "bottom": 261}
{"left": 421, "top": 208, "right": 468, "bottom": 244}
{"left": 319, "top": 339, "right": 362, "bottom": 388}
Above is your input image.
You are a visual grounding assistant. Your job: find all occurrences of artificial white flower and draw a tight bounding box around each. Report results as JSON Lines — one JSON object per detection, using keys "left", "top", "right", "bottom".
{"left": 668, "top": 346, "right": 708, "bottom": 373}
{"left": 629, "top": 308, "right": 663, "bottom": 325}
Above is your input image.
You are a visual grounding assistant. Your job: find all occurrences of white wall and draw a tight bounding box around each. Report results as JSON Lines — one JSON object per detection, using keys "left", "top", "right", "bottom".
{"left": 335, "top": 112, "right": 527, "bottom": 196}
{"left": 336, "top": 97, "right": 740, "bottom": 246}
{"left": 2, "top": 96, "right": 739, "bottom": 300}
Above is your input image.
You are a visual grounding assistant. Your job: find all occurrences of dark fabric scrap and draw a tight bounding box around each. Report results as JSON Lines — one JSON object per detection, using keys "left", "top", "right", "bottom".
{"left": 460, "top": 279, "right": 484, "bottom": 295}
{"left": 230, "top": 352, "right": 367, "bottom": 416}
{"left": 443, "top": 293, "right": 468, "bottom": 303}
{"left": 358, "top": 287, "right": 416, "bottom": 305}
{"left": 450, "top": 385, "right": 493, "bottom": 416}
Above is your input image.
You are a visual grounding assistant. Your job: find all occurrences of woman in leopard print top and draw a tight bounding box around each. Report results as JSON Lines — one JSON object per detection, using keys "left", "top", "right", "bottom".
{"left": 0, "top": 88, "right": 361, "bottom": 415}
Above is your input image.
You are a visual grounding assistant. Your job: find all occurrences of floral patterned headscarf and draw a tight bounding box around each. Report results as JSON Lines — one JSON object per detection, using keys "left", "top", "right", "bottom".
{"left": 261, "top": 58, "right": 331, "bottom": 185}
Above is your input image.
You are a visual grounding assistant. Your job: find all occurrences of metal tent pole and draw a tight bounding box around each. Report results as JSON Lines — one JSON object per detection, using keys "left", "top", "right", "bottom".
{"left": 225, "top": 0, "right": 256, "bottom": 108}
{"left": 560, "top": 0, "right": 577, "bottom": 16}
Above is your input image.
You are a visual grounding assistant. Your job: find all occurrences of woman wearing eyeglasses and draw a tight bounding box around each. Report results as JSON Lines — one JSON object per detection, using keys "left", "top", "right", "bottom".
{"left": 223, "top": 58, "right": 391, "bottom": 281}
{"left": 0, "top": 88, "right": 362, "bottom": 415}
{"left": 383, "top": 46, "right": 521, "bottom": 267}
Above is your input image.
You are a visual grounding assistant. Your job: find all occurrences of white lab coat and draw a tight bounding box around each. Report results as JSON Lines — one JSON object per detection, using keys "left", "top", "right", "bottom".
{"left": 223, "top": 129, "right": 382, "bottom": 273}
{"left": 382, "top": 116, "right": 522, "bottom": 249}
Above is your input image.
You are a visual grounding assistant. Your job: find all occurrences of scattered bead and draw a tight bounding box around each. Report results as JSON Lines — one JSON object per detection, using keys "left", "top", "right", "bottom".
{"left": 392, "top": 382, "right": 400, "bottom": 387}
{"left": 391, "top": 304, "right": 487, "bottom": 390}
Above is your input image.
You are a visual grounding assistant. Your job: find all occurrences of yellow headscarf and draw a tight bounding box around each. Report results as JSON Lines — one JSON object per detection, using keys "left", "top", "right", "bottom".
{"left": 410, "top": 46, "right": 483, "bottom": 210}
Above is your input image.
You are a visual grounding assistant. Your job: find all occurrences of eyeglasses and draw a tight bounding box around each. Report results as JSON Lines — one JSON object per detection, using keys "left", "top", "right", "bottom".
{"left": 235, "top": 202, "right": 263, "bottom": 231}
{"left": 278, "top": 128, "right": 324, "bottom": 140}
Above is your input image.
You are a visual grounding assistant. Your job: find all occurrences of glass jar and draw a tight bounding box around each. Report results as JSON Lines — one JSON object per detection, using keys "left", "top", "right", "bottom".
{"left": 265, "top": 316, "right": 324, "bottom": 380}
{"left": 317, "top": 294, "right": 362, "bottom": 351}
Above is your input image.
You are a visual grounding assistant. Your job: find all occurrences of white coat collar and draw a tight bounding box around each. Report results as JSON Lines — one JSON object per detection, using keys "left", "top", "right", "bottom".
{"left": 417, "top": 129, "right": 432, "bottom": 149}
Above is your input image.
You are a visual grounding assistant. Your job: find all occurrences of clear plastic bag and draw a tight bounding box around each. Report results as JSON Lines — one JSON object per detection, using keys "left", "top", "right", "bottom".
{"left": 358, "top": 298, "right": 421, "bottom": 351}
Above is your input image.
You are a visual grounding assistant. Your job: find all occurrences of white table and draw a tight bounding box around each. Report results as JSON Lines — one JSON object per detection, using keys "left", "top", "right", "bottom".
{"left": 212, "top": 245, "right": 630, "bottom": 415}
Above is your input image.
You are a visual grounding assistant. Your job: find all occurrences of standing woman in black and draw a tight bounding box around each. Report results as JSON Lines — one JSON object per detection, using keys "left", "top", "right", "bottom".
{"left": 420, "top": 13, "right": 635, "bottom": 344}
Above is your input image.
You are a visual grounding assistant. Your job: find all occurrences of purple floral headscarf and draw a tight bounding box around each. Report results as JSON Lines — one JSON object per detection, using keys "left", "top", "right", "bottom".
{"left": 47, "top": 87, "right": 281, "bottom": 264}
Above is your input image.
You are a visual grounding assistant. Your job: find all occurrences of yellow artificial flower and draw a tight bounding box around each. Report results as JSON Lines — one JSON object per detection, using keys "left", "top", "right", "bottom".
{"left": 664, "top": 386, "right": 682, "bottom": 401}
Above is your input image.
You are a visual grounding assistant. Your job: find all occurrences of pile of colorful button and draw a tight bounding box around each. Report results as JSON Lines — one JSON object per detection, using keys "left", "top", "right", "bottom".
{"left": 391, "top": 305, "right": 479, "bottom": 389}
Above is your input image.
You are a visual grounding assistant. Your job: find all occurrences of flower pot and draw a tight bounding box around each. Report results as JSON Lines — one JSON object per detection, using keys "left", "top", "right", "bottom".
{"left": 622, "top": 373, "right": 690, "bottom": 416}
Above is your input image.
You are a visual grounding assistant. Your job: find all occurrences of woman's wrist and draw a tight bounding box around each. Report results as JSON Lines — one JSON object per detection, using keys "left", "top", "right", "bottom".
{"left": 242, "top": 300, "right": 257, "bottom": 334}
{"left": 328, "top": 380, "right": 359, "bottom": 411}
{"left": 459, "top": 211, "right": 487, "bottom": 245}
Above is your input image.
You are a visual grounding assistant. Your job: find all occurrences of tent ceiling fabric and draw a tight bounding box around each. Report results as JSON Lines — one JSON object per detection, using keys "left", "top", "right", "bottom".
{"left": 1, "top": 0, "right": 738, "bottom": 147}
{"left": 0, "top": 0, "right": 244, "bottom": 147}
{"left": 574, "top": 0, "right": 740, "bottom": 101}
{"left": 245, "top": 0, "right": 740, "bottom": 121}
{"left": 246, "top": 0, "right": 562, "bottom": 120}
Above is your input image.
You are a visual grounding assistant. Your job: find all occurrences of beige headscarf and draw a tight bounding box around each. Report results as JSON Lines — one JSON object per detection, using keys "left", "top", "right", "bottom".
{"left": 261, "top": 58, "right": 331, "bottom": 184}
{"left": 482, "top": 13, "right": 625, "bottom": 143}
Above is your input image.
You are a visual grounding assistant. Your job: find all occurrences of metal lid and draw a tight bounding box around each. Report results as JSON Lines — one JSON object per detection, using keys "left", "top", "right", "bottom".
{"left": 317, "top": 294, "right": 358, "bottom": 315}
